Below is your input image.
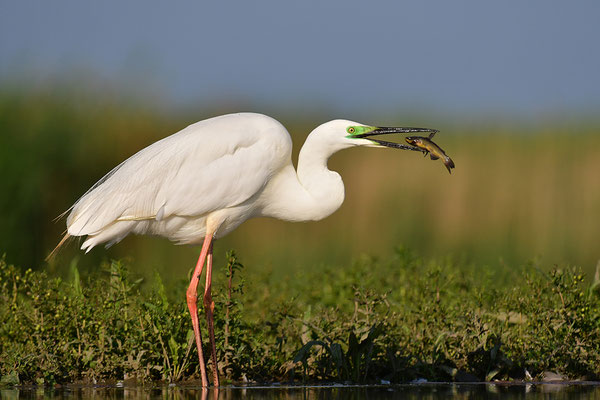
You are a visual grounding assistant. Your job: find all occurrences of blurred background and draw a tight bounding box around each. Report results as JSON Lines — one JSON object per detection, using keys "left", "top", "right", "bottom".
{"left": 1, "top": 1, "right": 599, "bottom": 282}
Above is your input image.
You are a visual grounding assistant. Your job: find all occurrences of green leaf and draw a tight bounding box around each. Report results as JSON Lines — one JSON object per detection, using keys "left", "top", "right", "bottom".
{"left": 293, "top": 340, "right": 327, "bottom": 364}
{"left": 486, "top": 368, "right": 501, "bottom": 382}
{"left": 70, "top": 258, "right": 82, "bottom": 296}
{"left": 0, "top": 371, "right": 20, "bottom": 386}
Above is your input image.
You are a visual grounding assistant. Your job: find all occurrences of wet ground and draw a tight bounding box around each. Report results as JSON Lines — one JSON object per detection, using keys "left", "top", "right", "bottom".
{"left": 2, "top": 382, "right": 600, "bottom": 399}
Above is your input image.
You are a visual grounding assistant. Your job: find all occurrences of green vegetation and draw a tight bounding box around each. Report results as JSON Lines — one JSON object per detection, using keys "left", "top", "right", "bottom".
{"left": 2, "top": 85, "right": 600, "bottom": 387}
{"left": 2, "top": 250, "right": 600, "bottom": 385}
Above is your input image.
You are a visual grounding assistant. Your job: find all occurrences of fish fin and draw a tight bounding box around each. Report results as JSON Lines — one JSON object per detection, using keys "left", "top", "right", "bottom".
{"left": 430, "top": 154, "right": 440, "bottom": 160}
{"left": 444, "top": 157, "right": 455, "bottom": 174}
{"left": 423, "top": 150, "right": 429, "bottom": 157}
{"left": 428, "top": 132, "right": 436, "bottom": 139}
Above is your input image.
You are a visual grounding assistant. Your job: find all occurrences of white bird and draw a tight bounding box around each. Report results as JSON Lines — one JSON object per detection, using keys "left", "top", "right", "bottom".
{"left": 49, "top": 112, "right": 436, "bottom": 387}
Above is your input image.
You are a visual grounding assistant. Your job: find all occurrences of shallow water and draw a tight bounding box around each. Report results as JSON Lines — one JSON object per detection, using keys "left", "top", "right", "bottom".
{"left": 3, "top": 383, "right": 600, "bottom": 399}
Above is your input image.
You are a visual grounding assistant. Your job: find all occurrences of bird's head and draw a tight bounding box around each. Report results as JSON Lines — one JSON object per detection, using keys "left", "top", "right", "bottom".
{"left": 312, "top": 119, "right": 438, "bottom": 152}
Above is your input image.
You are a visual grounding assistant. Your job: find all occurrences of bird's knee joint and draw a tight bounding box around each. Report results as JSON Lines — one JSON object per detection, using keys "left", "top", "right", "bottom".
{"left": 203, "top": 294, "right": 214, "bottom": 310}
{"left": 186, "top": 291, "right": 198, "bottom": 305}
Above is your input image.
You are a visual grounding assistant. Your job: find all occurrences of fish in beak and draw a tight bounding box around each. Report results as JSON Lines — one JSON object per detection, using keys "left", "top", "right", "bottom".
{"left": 354, "top": 126, "right": 439, "bottom": 151}
{"left": 405, "top": 133, "right": 455, "bottom": 174}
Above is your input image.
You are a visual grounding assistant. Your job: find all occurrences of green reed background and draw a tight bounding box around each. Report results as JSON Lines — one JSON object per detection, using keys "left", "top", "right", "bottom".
{"left": 1, "top": 87, "right": 599, "bottom": 283}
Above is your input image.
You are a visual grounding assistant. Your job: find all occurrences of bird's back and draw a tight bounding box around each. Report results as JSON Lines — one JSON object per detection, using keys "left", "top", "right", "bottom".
{"left": 64, "top": 113, "right": 292, "bottom": 251}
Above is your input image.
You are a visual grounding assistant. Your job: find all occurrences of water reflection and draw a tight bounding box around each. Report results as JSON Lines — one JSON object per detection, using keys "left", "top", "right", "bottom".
{"left": 2, "top": 383, "right": 600, "bottom": 399}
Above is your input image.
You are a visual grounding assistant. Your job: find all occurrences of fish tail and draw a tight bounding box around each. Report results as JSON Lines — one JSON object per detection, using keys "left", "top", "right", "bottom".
{"left": 444, "top": 156, "right": 455, "bottom": 174}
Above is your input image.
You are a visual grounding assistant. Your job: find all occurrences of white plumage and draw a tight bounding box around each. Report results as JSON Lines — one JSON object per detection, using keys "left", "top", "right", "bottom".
{"left": 63, "top": 113, "right": 378, "bottom": 252}
{"left": 53, "top": 112, "right": 436, "bottom": 387}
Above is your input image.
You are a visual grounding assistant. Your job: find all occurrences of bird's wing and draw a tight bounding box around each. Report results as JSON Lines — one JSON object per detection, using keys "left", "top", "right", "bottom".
{"left": 66, "top": 114, "right": 291, "bottom": 237}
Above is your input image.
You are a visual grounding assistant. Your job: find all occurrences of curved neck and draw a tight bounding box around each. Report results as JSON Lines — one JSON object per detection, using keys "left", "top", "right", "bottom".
{"left": 258, "top": 130, "right": 345, "bottom": 222}
{"left": 297, "top": 133, "right": 340, "bottom": 191}
{"left": 297, "top": 129, "right": 346, "bottom": 215}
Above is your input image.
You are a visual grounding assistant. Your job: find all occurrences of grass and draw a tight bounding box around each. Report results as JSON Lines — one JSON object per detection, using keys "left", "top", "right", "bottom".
{"left": 2, "top": 85, "right": 600, "bottom": 386}
{"left": 2, "top": 249, "right": 600, "bottom": 386}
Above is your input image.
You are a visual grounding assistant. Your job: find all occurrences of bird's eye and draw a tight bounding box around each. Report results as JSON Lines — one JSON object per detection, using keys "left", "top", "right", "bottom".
{"left": 347, "top": 127, "right": 355, "bottom": 134}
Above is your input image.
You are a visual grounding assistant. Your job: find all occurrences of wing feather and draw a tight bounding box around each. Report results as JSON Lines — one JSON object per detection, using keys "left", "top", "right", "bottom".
{"left": 66, "top": 113, "right": 291, "bottom": 239}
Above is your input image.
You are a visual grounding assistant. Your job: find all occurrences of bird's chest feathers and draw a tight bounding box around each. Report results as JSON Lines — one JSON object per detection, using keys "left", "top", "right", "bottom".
{"left": 257, "top": 167, "right": 344, "bottom": 222}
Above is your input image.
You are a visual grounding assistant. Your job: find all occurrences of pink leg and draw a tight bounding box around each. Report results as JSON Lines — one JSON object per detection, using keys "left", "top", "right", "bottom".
{"left": 186, "top": 234, "right": 213, "bottom": 387}
{"left": 203, "top": 240, "right": 220, "bottom": 386}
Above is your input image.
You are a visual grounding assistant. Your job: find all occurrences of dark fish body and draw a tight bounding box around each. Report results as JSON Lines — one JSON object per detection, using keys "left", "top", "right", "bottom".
{"left": 405, "top": 134, "right": 455, "bottom": 173}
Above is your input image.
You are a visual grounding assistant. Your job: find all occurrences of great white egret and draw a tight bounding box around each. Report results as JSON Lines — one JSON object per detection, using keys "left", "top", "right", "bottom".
{"left": 50, "top": 112, "right": 437, "bottom": 387}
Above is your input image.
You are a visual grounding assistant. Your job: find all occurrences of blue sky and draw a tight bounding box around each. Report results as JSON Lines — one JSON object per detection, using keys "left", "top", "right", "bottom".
{"left": 1, "top": 1, "right": 599, "bottom": 117}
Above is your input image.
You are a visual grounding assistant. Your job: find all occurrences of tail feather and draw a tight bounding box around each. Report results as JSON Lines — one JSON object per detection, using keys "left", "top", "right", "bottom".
{"left": 45, "top": 233, "right": 72, "bottom": 262}
{"left": 52, "top": 207, "right": 74, "bottom": 223}
{"left": 80, "top": 220, "right": 136, "bottom": 253}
